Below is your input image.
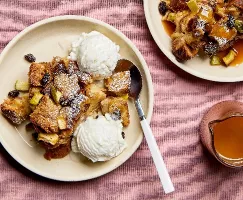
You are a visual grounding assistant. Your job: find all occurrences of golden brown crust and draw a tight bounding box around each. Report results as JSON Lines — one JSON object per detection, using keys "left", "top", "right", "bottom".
{"left": 44, "top": 139, "right": 71, "bottom": 160}
{"left": 101, "top": 97, "right": 130, "bottom": 127}
{"left": 30, "top": 95, "right": 60, "bottom": 133}
{"left": 1, "top": 94, "right": 31, "bottom": 124}
{"left": 105, "top": 71, "right": 131, "bottom": 96}
{"left": 29, "top": 62, "right": 51, "bottom": 86}
{"left": 59, "top": 94, "right": 89, "bottom": 129}
{"left": 53, "top": 73, "right": 80, "bottom": 100}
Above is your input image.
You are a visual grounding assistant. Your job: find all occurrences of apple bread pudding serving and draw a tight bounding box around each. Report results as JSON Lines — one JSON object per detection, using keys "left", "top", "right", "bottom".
{"left": 1, "top": 31, "right": 132, "bottom": 162}
{"left": 159, "top": 0, "right": 243, "bottom": 66}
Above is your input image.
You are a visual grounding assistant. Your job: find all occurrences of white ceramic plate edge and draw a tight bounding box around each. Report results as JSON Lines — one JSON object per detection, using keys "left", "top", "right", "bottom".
{"left": 0, "top": 15, "right": 154, "bottom": 181}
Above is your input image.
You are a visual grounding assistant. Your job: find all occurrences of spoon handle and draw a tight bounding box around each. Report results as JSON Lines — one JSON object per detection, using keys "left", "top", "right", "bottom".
{"left": 135, "top": 99, "right": 174, "bottom": 194}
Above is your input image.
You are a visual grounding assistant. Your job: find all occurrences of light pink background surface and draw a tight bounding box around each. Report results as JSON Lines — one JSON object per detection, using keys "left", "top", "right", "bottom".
{"left": 1, "top": 0, "right": 243, "bottom": 199}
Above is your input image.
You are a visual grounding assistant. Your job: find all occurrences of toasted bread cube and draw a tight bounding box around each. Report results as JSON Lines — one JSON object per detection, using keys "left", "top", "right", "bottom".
{"left": 105, "top": 71, "right": 131, "bottom": 96}
{"left": 38, "top": 133, "right": 59, "bottom": 146}
{"left": 29, "top": 62, "right": 51, "bottom": 86}
{"left": 85, "top": 84, "right": 106, "bottom": 115}
{"left": 1, "top": 94, "right": 31, "bottom": 124}
{"left": 101, "top": 97, "right": 130, "bottom": 127}
{"left": 50, "top": 57, "right": 68, "bottom": 75}
{"left": 44, "top": 139, "right": 71, "bottom": 160}
{"left": 30, "top": 95, "right": 60, "bottom": 133}
{"left": 53, "top": 74, "right": 80, "bottom": 101}
{"left": 59, "top": 94, "right": 89, "bottom": 129}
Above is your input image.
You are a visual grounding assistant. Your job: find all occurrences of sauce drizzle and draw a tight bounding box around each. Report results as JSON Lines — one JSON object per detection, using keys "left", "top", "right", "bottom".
{"left": 162, "top": 20, "right": 176, "bottom": 37}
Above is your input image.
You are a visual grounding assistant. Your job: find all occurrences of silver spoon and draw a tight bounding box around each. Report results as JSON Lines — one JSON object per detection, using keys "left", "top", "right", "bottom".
{"left": 116, "top": 59, "right": 175, "bottom": 194}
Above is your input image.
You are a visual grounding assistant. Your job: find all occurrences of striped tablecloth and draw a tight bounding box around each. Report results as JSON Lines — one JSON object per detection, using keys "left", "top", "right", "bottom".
{"left": 1, "top": 0, "right": 243, "bottom": 199}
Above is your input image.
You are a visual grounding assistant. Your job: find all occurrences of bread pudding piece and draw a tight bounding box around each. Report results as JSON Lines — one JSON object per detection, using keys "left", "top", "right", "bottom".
{"left": 85, "top": 84, "right": 106, "bottom": 115}
{"left": 29, "top": 62, "right": 51, "bottom": 86}
{"left": 59, "top": 94, "right": 89, "bottom": 129}
{"left": 37, "top": 133, "right": 59, "bottom": 146}
{"left": 101, "top": 97, "right": 130, "bottom": 127}
{"left": 105, "top": 71, "right": 131, "bottom": 96}
{"left": 50, "top": 57, "right": 69, "bottom": 75}
{"left": 77, "top": 71, "right": 93, "bottom": 86}
{"left": 53, "top": 73, "right": 80, "bottom": 101}
{"left": 44, "top": 139, "right": 71, "bottom": 160}
{"left": 38, "top": 128, "right": 73, "bottom": 160}
{"left": 1, "top": 94, "right": 31, "bottom": 124}
{"left": 30, "top": 95, "right": 60, "bottom": 133}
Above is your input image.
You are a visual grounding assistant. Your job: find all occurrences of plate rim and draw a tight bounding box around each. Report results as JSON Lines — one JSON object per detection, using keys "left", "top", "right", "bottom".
{"left": 0, "top": 15, "right": 154, "bottom": 181}
{"left": 143, "top": 0, "right": 243, "bottom": 82}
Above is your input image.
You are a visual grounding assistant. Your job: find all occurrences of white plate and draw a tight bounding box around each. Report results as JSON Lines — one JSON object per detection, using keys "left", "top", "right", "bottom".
{"left": 0, "top": 16, "right": 154, "bottom": 181}
{"left": 144, "top": 0, "right": 243, "bottom": 82}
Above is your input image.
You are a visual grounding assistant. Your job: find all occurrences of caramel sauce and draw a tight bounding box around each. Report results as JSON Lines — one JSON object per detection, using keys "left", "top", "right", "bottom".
{"left": 162, "top": 20, "right": 176, "bottom": 37}
{"left": 217, "top": 40, "right": 243, "bottom": 66}
{"left": 231, "top": 40, "right": 243, "bottom": 66}
{"left": 213, "top": 116, "right": 243, "bottom": 160}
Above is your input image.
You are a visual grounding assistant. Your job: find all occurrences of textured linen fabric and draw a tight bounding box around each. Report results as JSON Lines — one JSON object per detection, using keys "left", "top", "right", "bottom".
{"left": 1, "top": 0, "right": 243, "bottom": 200}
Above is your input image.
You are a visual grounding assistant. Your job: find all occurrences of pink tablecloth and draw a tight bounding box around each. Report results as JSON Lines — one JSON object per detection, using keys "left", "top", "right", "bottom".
{"left": 1, "top": 0, "right": 243, "bottom": 199}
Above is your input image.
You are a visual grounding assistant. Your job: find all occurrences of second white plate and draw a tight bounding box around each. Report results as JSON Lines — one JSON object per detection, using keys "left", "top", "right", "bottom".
{"left": 144, "top": 0, "right": 243, "bottom": 82}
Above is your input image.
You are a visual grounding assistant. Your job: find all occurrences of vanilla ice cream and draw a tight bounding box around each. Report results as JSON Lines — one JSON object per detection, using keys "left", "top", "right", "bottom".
{"left": 71, "top": 114, "right": 127, "bottom": 162}
{"left": 68, "top": 31, "right": 121, "bottom": 79}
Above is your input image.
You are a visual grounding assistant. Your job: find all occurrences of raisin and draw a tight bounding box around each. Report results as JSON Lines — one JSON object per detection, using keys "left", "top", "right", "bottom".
{"left": 8, "top": 90, "right": 19, "bottom": 98}
{"left": 158, "top": 1, "right": 167, "bottom": 16}
{"left": 41, "top": 73, "right": 50, "bottom": 86}
{"left": 24, "top": 54, "right": 36, "bottom": 63}
{"left": 227, "top": 14, "right": 235, "bottom": 29}
{"left": 122, "top": 132, "right": 125, "bottom": 139}
{"left": 204, "top": 41, "right": 219, "bottom": 55}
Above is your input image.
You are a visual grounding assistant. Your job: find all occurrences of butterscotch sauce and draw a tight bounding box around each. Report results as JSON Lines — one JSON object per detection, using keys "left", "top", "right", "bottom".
{"left": 216, "top": 40, "right": 243, "bottom": 67}
{"left": 231, "top": 40, "right": 243, "bottom": 66}
{"left": 162, "top": 20, "right": 176, "bottom": 37}
{"left": 213, "top": 116, "right": 243, "bottom": 160}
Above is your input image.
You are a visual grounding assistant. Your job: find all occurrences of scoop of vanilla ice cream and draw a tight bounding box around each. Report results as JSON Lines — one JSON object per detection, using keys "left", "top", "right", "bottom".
{"left": 71, "top": 114, "right": 127, "bottom": 162}
{"left": 68, "top": 31, "right": 121, "bottom": 79}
